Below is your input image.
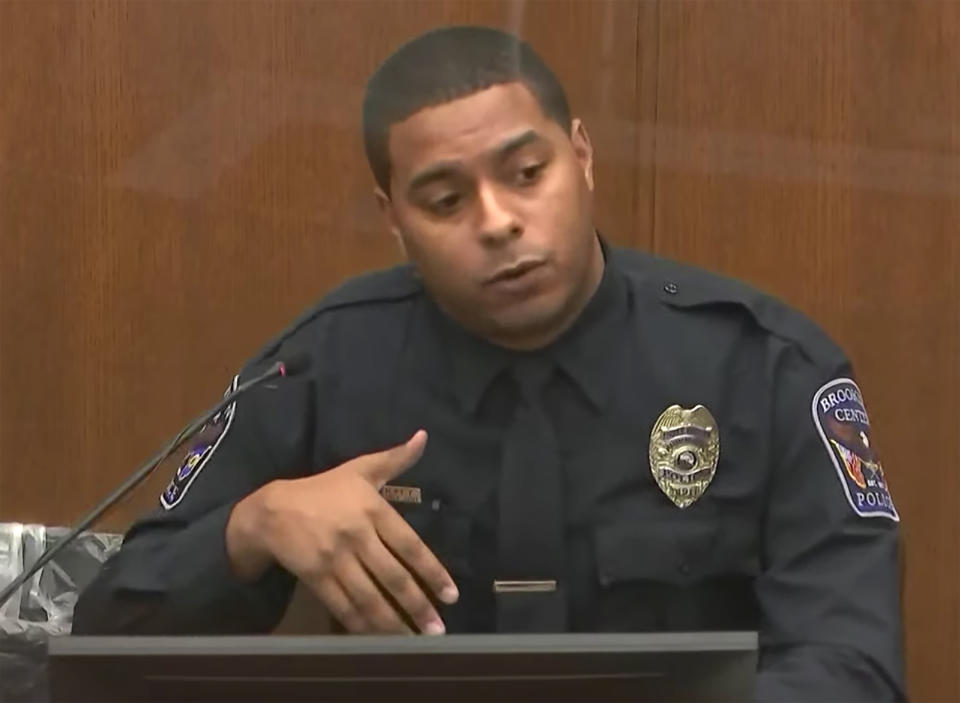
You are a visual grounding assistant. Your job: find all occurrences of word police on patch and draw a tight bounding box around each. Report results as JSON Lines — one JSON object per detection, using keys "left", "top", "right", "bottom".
{"left": 812, "top": 378, "right": 898, "bottom": 521}
{"left": 160, "top": 375, "right": 239, "bottom": 510}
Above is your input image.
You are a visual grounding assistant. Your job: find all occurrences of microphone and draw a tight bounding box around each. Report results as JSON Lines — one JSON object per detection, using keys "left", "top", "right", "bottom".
{"left": 0, "top": 353, "right": 312, "bottom": 609}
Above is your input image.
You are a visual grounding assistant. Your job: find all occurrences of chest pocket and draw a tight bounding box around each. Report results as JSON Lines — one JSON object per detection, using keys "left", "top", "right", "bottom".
{"left": 391, "top": 501, "right": 474, "bottom": 579}
{"left": 596, "top": 515, "right": 720, "bottom": 588}
{"left": 593, "top": 507, "right": 759, "bottom": 632}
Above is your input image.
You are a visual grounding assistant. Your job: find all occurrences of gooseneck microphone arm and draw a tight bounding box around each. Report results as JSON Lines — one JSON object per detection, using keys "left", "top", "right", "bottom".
{"left": 0, "top": 354, "right": 311, "bottom": 609}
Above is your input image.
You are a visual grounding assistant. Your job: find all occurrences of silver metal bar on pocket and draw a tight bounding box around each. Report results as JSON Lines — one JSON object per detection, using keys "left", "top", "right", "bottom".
{"left": 492, "top": 580, "right": 558, "bottom": 593}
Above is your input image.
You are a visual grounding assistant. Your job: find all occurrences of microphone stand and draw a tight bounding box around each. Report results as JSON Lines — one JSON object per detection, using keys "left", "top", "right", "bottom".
{"left": 0, "top": 360, "right": 296, "bottom": 609}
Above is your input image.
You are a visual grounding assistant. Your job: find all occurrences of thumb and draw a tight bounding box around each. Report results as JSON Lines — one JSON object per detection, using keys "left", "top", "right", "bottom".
{"left": 354, "top": 430, "right": 427, "bottom": 488}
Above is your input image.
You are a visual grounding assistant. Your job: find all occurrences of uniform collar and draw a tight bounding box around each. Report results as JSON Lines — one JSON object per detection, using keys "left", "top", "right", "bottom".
{"left": 430, "top": 238, "right": 629, "bottom": 415}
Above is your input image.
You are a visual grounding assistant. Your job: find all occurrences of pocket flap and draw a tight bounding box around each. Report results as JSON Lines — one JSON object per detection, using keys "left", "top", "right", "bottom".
{"left": 595, "top": 517, "right": 720, "bottom": 587}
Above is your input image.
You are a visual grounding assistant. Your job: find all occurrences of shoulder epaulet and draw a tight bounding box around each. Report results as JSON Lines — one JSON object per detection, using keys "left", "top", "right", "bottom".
{"left": 612, "top": 246, "right": 847, "bottom": 370}
{"left": 247, "top": 264, "right": 422, "bottom": 364}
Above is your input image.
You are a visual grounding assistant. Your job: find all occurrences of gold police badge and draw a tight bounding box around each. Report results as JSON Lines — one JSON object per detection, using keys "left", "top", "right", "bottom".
{"left": 649, "top": 405, "right": 720, "bottom": 508}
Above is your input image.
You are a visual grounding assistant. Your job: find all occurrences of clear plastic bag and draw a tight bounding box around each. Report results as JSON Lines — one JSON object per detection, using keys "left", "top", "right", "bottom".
{"left": 0, "top": 524, "right": 120, "bottom": 702}
{"left": 0, "top": 524, "right": 121, "bottom": 635}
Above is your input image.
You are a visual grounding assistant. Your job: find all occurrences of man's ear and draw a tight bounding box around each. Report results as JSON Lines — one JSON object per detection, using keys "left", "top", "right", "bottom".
{"left": 570, "top": 118, "right": 594, "bottom": 192}
{"left": 374, "top": 186, "right": 408, "bottom": 258}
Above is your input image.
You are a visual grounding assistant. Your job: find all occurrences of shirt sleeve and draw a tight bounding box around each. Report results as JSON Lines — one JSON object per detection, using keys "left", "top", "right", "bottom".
{"left": 753, "top": 345, "right": 906, "bottom": 701}
{"left": 72, "top": 360, "right": 314, "bottom": 635}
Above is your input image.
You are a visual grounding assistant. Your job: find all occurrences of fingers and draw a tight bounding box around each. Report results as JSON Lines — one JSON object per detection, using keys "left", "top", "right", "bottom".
{"left": 332, "top": 556, "right": 414, "bottom": 635}
{"left": 375, "top": 507, "right": 459, "bottom": 606}
{"left": 357, "top": 534, "right": 446, "bottom": 635}
{"left": 309, "top": 575, "right": 370, "bottom": 634}
{"left": 353, "top": 430, "right": 428, "bottom": 488}
{"left": 266, "top": 429, "right": 456, "bottom": 636}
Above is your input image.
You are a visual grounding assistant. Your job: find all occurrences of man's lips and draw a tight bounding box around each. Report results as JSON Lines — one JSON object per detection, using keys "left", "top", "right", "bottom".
{"left": 483, "top": 258, "right": 547, "bottom": 285}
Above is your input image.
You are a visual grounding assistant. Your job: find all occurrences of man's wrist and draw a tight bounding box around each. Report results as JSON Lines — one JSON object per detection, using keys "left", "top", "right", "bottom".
{"left": 225, "top": 483, "right": 281, "bottom": 582}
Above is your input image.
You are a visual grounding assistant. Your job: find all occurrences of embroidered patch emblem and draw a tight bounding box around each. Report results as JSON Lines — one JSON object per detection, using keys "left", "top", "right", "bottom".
{"left": 812, "top": 378, "right": 897, "bottom": 521}
{"left": 160, "top": 375, "right": 238, "bottom": 510}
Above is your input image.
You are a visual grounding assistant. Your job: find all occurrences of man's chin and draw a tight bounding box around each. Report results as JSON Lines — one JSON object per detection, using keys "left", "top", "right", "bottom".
{"left": 482, "top": 295, "right": 573, "bottom": 349}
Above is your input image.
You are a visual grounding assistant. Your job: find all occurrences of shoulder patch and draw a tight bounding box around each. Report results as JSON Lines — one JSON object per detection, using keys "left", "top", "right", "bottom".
{"left": 812, "top": 378, "right": 898, "bottom": 521}
{"left": 160, "top": 375, "right": 239, "bottom": 510}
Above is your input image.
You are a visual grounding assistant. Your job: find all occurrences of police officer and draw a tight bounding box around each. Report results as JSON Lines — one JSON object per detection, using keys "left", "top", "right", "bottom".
{"left": 73, "top": 26, "right": 905, "bottom": 701}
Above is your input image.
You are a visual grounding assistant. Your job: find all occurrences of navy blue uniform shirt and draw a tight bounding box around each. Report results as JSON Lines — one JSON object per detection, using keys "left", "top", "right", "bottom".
{"left": 73, "top": 243, "right": 905, "bottom": 701}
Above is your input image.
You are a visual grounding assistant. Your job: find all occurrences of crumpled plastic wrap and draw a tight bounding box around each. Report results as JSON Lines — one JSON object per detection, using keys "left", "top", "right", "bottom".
{"left": 0, "top": 523, "right": 121, "bottom": 636}
{"left": 0, "top": 523, "right": 121, "bottom": 702}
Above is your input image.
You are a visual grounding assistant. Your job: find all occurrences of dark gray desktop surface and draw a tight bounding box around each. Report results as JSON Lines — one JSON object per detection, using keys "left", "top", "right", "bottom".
{"left": 49, "top": 632, "right": 757, "bottom": 702}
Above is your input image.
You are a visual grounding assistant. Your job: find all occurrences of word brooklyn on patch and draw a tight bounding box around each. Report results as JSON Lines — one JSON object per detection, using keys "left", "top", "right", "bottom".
{"left": 161, "top": 375, "right": 239, "bottom": 510}
{"left": 812, "top": 378, "right": 898, "bottom": 521}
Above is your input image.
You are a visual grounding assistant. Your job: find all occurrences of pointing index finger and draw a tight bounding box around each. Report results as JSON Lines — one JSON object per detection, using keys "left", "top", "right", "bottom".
{"left": 354, "top": 430, "right": 428, "bottom": 488}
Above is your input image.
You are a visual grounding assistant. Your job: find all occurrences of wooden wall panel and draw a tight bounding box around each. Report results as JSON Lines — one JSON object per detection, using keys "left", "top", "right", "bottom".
{"left": 3, "top": 0, "right": 955, "bottom": 698}
{"left": 651, "top": 2, "right": 960, "bottom": 700}
{"left": 0, "top": 2, "right": 641, "bottom": 525}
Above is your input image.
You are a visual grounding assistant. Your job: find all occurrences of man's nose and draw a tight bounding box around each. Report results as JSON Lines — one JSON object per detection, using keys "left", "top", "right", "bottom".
{"left": 476, "top": 183, "right": 522, "bottom": 246}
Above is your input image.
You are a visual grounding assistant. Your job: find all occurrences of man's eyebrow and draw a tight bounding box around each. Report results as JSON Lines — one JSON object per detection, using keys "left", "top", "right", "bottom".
{"left": 494, "top": 129, "right": 543, "bottom": 160}
{"left": 405, "top": 130, "right": 545, "bottom": 196}
{"left": 407, "top": 162, "right": 460, "bottom": 195}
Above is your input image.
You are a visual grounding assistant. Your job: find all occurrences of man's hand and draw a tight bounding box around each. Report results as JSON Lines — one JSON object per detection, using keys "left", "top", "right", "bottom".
{"left": 226, "top": 430, "right": 458, "bottom": 635}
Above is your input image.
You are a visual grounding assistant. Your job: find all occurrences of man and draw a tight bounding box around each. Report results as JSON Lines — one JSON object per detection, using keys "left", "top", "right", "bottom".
{"left": 73, "top": 26, "right": 905, "bottom": 700}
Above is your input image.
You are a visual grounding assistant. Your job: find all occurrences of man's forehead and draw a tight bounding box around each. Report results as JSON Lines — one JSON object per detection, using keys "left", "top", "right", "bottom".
{"left": 387, "top": 83, "right": 557, "bottom": 178}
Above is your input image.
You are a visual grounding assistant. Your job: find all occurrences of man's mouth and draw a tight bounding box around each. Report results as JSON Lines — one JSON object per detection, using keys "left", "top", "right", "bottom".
{"left": 484, "top": 258, "right": 546, "bottom": 285}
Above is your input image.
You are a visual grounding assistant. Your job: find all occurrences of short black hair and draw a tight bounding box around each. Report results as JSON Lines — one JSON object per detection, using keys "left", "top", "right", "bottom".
{"left": 362, "top": 26, "right": 572, "bottom": 194}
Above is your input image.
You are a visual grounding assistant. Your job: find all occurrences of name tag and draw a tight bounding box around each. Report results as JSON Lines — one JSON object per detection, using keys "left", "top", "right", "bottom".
{"left": 381, "top": 485, "right": 422, "bottom": 505}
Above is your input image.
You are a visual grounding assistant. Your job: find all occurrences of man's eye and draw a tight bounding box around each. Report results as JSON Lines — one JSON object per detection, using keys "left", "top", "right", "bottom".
{"left": 517, "top": 163, "right": 545, "bottom": 184}
{"left": 429, "top": 193, "right": 462, "bottom": 213}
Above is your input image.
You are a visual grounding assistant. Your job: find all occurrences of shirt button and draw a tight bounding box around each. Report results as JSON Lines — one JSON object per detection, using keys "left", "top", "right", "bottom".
{"left": 664, "top": 282, "right": 679, "bottom": 295}
{"left": 677, "top": 561, "right": 690, "bottom": 575}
